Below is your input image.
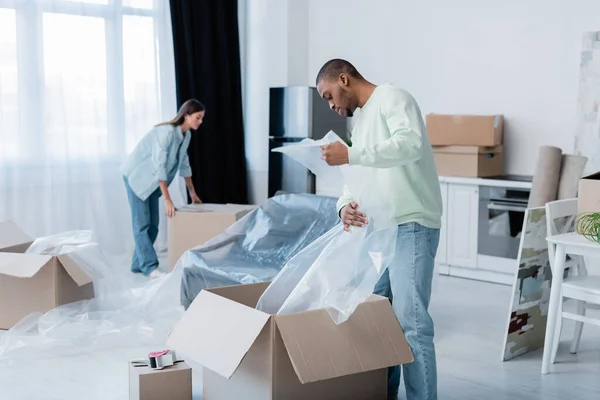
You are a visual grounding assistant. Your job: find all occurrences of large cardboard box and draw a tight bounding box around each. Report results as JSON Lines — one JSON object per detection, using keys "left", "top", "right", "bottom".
{"left": 168, "top": 204, "right": 255, "bottom": 270}
{"left": 426, "top": 114, "right": 504, "bottom": 146}
{"left": 0, "top": 221, "right": 33, "bottom": 253}
{"left": 166, "top": 282, "right": 413, "bottom": 400}
{"left": 129, "top": 361, "right": 192, "bottom": 400}
{"left": 433, "top": 145, "right": 503, "bottom": 178}
{"left": 577, "top": 172, "right": 600, "bottom": 216}
{"left": 0, "top": 251, "right": 95, "bottom": 329}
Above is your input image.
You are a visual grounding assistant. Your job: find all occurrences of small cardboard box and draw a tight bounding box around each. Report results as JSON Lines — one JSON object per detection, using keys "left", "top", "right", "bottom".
{"left": 166, "top": 282, "right": 413, "bottom": 400}
{"left": 577, "top": 172, "right": 600, "bottom": 216}
{"left": 129, "top": 361, "right": 192, "bottom": 400}
{"left": 0, "top": 221, "right": 33, "bottom": 253}
{"left": 168, "top": 203, "right": 255, "bottom": 270}
{"left": 426, "top": 114, "right": 504, "bottom": 146}
{"left": 0, "top": 251, "right": 95, "bottom": 329}
{"left": 433, "top": 145, "right": 503, "bottom": 178}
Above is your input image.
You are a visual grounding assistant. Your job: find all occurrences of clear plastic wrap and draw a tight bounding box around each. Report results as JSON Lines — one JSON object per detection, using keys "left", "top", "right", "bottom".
{"left": 256, "top": 131, "right": 398, "bottom": 324}
{"left": 0, "top": 193, "right": 343, "bottom": 366}
{"left": 0, "top": 231, "right": 185, "bottom": 365}
{"left": 178, "top": 192, "right": 341, "bottom": 309}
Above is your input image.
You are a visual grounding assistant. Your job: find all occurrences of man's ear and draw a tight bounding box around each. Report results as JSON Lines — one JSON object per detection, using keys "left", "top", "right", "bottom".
{"left": 339, "top": 73, "right": 349, "bottom": 86}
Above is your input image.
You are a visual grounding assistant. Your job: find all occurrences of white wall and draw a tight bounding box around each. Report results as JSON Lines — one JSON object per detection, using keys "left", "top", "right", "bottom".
{"left": 242, "top": 0, "right": 309, "bottom": 204}
{"left": 307, "top": 0, "right": 600, "bottom": 175}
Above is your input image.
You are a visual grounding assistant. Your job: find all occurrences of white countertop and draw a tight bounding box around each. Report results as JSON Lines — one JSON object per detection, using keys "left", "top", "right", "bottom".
{"left": 438, "top": 176, "right": 533, "bottom": 189}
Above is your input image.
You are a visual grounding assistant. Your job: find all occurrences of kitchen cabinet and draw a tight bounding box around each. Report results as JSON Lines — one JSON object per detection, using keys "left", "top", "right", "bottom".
{"left": 317, "top": 175, "right": 532, "bottom": 285}
{"left": 446, "top": 183, "right": 479, "bottom": 268}
{"left": 436, "top": 183, "right": 448, "bottom": 265}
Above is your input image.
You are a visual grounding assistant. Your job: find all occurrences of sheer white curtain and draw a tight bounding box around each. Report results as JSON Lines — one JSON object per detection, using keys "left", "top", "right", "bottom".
{"left": 0, "top": 0, "right": 179, "bottom": 260}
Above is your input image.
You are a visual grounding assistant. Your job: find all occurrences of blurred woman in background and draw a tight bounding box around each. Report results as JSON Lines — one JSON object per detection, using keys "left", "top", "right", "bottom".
{"left": 121, "top": 99, "right": 205, "bottom": 278}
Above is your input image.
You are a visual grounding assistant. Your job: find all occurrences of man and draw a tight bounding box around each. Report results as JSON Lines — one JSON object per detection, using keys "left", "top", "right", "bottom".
{"left": 316, "top": 58, "right": 443, "bottom": 400}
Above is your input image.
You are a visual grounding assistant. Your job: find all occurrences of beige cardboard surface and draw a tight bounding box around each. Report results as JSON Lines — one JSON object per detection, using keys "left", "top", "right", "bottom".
{"left": 129, "top": 361, "right": 192, "bottom": 400}
{"left": 577, "top": 172, "right": 600, "bottom": 216}
{"left": 0, "top": 221, "right": 33, "bottom": 253}
{"left": 168, "top": 282, "right": 413, "bottom": 399}
{"left": 56, "top": 254, "right": 93, "bottom": 286}
{"left": 274, "top": 295, "right": 413, "bottom": 384}
{"left": 0, "top": 253, "right": 53, "bottom": 278}
{"left": 168, "top": 203, "right": 254, "bottom": 269}
{"left": 0, "top": 252, "right": 95, "bottom": 329}
{"left": 433, "top": 145, "right": 503, "bottom": 177}
{"left": 166, "top": 289, "right": 271, "bottom": 379}
{"left": 427, "top": 114, "right": 504, "bottom": 146}
{"left": 0, "top": 260, "right": 55, "bottom": 329}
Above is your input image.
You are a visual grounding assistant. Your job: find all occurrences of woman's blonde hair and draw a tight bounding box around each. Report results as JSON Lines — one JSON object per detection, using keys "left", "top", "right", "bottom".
{"left": 156, "top": 99, "right": 205, "bottom": 127}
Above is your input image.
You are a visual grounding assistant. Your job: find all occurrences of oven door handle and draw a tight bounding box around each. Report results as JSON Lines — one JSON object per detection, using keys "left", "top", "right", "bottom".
{"left": 487, "top": 202, "right": 527, "bottom": 212}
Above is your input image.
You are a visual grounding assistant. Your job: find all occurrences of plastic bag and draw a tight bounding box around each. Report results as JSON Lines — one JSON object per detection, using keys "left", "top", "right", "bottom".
{"left": 256, "top": 131, "right": 398, "bottom": 324}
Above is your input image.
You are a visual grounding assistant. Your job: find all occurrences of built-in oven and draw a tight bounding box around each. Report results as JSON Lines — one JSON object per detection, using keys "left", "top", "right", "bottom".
{"left": 478, "top": 185, "right": 530, "bottom": 260}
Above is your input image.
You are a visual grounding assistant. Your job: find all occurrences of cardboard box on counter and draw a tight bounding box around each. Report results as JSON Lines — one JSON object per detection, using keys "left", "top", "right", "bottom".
{"left": 0, "top": 250, "right": 95, "bottom": 329}
{"left": 426, "top": 114, "right": 504, "bottom": 146}
{"left": 577, "top": 172, "right": 600, "bottom": 216}
{"left": 166, "top": 282, "right": 413, "bottom": 400}
{"left": 129, "top": 361, "right": 192, "bottom": 400}
{"left": 0, "top": 221, "right": 33, "bottom": 253}
{"left": 433, "top": 145, "right": 503, "bottom": 178}
{"left": 168, "top": 203, "right": 255, "bottom": 270}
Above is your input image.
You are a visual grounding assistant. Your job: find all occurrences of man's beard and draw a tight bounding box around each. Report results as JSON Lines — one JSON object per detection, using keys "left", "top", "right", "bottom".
{"left": 339, "top": 87, "right": 354, "bottom": 117}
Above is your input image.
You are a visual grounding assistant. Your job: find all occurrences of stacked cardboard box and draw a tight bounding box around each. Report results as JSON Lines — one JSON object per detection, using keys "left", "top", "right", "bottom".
{"left": 0, "top": 221, "right": 95, "bottom": 329}
{"left": 168, "top": 203, "right": 255, "bottom": 270}
{"left": 426, "top": 114, "right": 504, "bottom": 178}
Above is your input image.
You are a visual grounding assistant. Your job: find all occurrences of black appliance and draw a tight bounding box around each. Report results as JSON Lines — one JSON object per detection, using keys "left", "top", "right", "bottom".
{"left": 268, "top": 86, "right": 348, "bottom": 197}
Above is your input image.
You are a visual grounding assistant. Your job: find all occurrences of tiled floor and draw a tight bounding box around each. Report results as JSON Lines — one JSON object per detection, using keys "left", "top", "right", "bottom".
{"left": 0, "top": 274, "right": 599, "bottom": 399}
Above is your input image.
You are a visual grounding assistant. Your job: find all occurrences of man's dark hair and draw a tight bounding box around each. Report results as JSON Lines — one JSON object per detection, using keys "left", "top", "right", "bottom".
{"left": 315, "top": 59, "right": 363, "bottom": 85}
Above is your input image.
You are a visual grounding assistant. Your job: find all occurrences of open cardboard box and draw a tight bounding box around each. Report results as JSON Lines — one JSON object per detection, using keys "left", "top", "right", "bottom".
{"left": 0, "top": 220, "right": 34, "bottom": 253}
{"left": 167, "top": 282, "right": 413, "bottom": 400}
{"left": 0, "top": 221, "right": 95, "bottom": 329}
{"left": 168, "top": 203, "right": 255, "bottom": 270}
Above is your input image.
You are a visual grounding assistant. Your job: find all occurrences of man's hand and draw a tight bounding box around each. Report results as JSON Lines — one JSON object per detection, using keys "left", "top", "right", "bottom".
{"left": 165, "top": 199, "right": 176, "bottom": 218}
{"left": 340, "top": 202, "right": 368, "bottom": 232}
{"left": 321, "top": 141, "right": 349, "bottom": 166}
{"left": 190, "top": 193, "right": 202, "bottom": 204}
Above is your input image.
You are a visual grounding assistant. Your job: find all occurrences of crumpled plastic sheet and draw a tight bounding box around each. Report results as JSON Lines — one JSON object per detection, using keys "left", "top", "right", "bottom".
{"left": 0, "top": 231, "right": 185, "bottom": 366}
{"left": 256, "top": 131, "right": 399, "bottom": 324}
{"left": 178, "top": 192, "right": 342, "bottom": 309}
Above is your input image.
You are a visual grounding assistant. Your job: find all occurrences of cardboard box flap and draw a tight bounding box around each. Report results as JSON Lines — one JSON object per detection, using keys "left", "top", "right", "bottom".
{"left": 166, "top": 289, "right": 270, "bottom": 379}
{"left": 274, "top": 295, "right": 414, "bottom": 384}
{"left": 0, "top": 221, "right": 33, "bottom": 250}
{"left": 433, "top": 145, "right": 503, "bottom": 155}
{"left": 56, "top": 254, "right": 93, "bottom": 286}
{"left": 0, "top": 252, "right": 52, "bottom": 278}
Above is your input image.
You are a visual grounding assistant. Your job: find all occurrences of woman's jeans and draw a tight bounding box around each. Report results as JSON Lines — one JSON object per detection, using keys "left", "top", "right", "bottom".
{"left": 373, "top": 222, "right": 440, "bottom": 400}
{"left": 123, "top": 177, "right": 161, "bottom": 275}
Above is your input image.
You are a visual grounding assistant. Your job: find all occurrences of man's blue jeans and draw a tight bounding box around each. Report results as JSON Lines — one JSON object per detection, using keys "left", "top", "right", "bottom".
{"left": 123, "top": 177, "right": 161, "bottom": 275}
{"left": 373, "top": 222, "right": 440, "bottom": 400}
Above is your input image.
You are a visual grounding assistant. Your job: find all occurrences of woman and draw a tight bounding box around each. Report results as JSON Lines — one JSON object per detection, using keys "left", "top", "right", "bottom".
{"left": 122, "top": 99, "right": 205, "bottom": 278}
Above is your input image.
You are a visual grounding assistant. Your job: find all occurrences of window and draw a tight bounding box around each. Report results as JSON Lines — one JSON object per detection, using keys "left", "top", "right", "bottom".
{"left": 43, "top": 13, "right": 108, "bottom": 157}
{"left": 0, "top": 8, "right": 19, "bottom": 162}
{"left": 0, "top": 0, "right": 171, "bottom": 161}
{"left": 123, "top": 14, "right": 160, "bottom": 153}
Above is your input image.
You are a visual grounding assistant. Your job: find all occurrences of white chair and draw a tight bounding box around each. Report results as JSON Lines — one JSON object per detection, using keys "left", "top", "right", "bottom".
{"left": 545, "top": 198, "right": 600, "bottom": 363}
